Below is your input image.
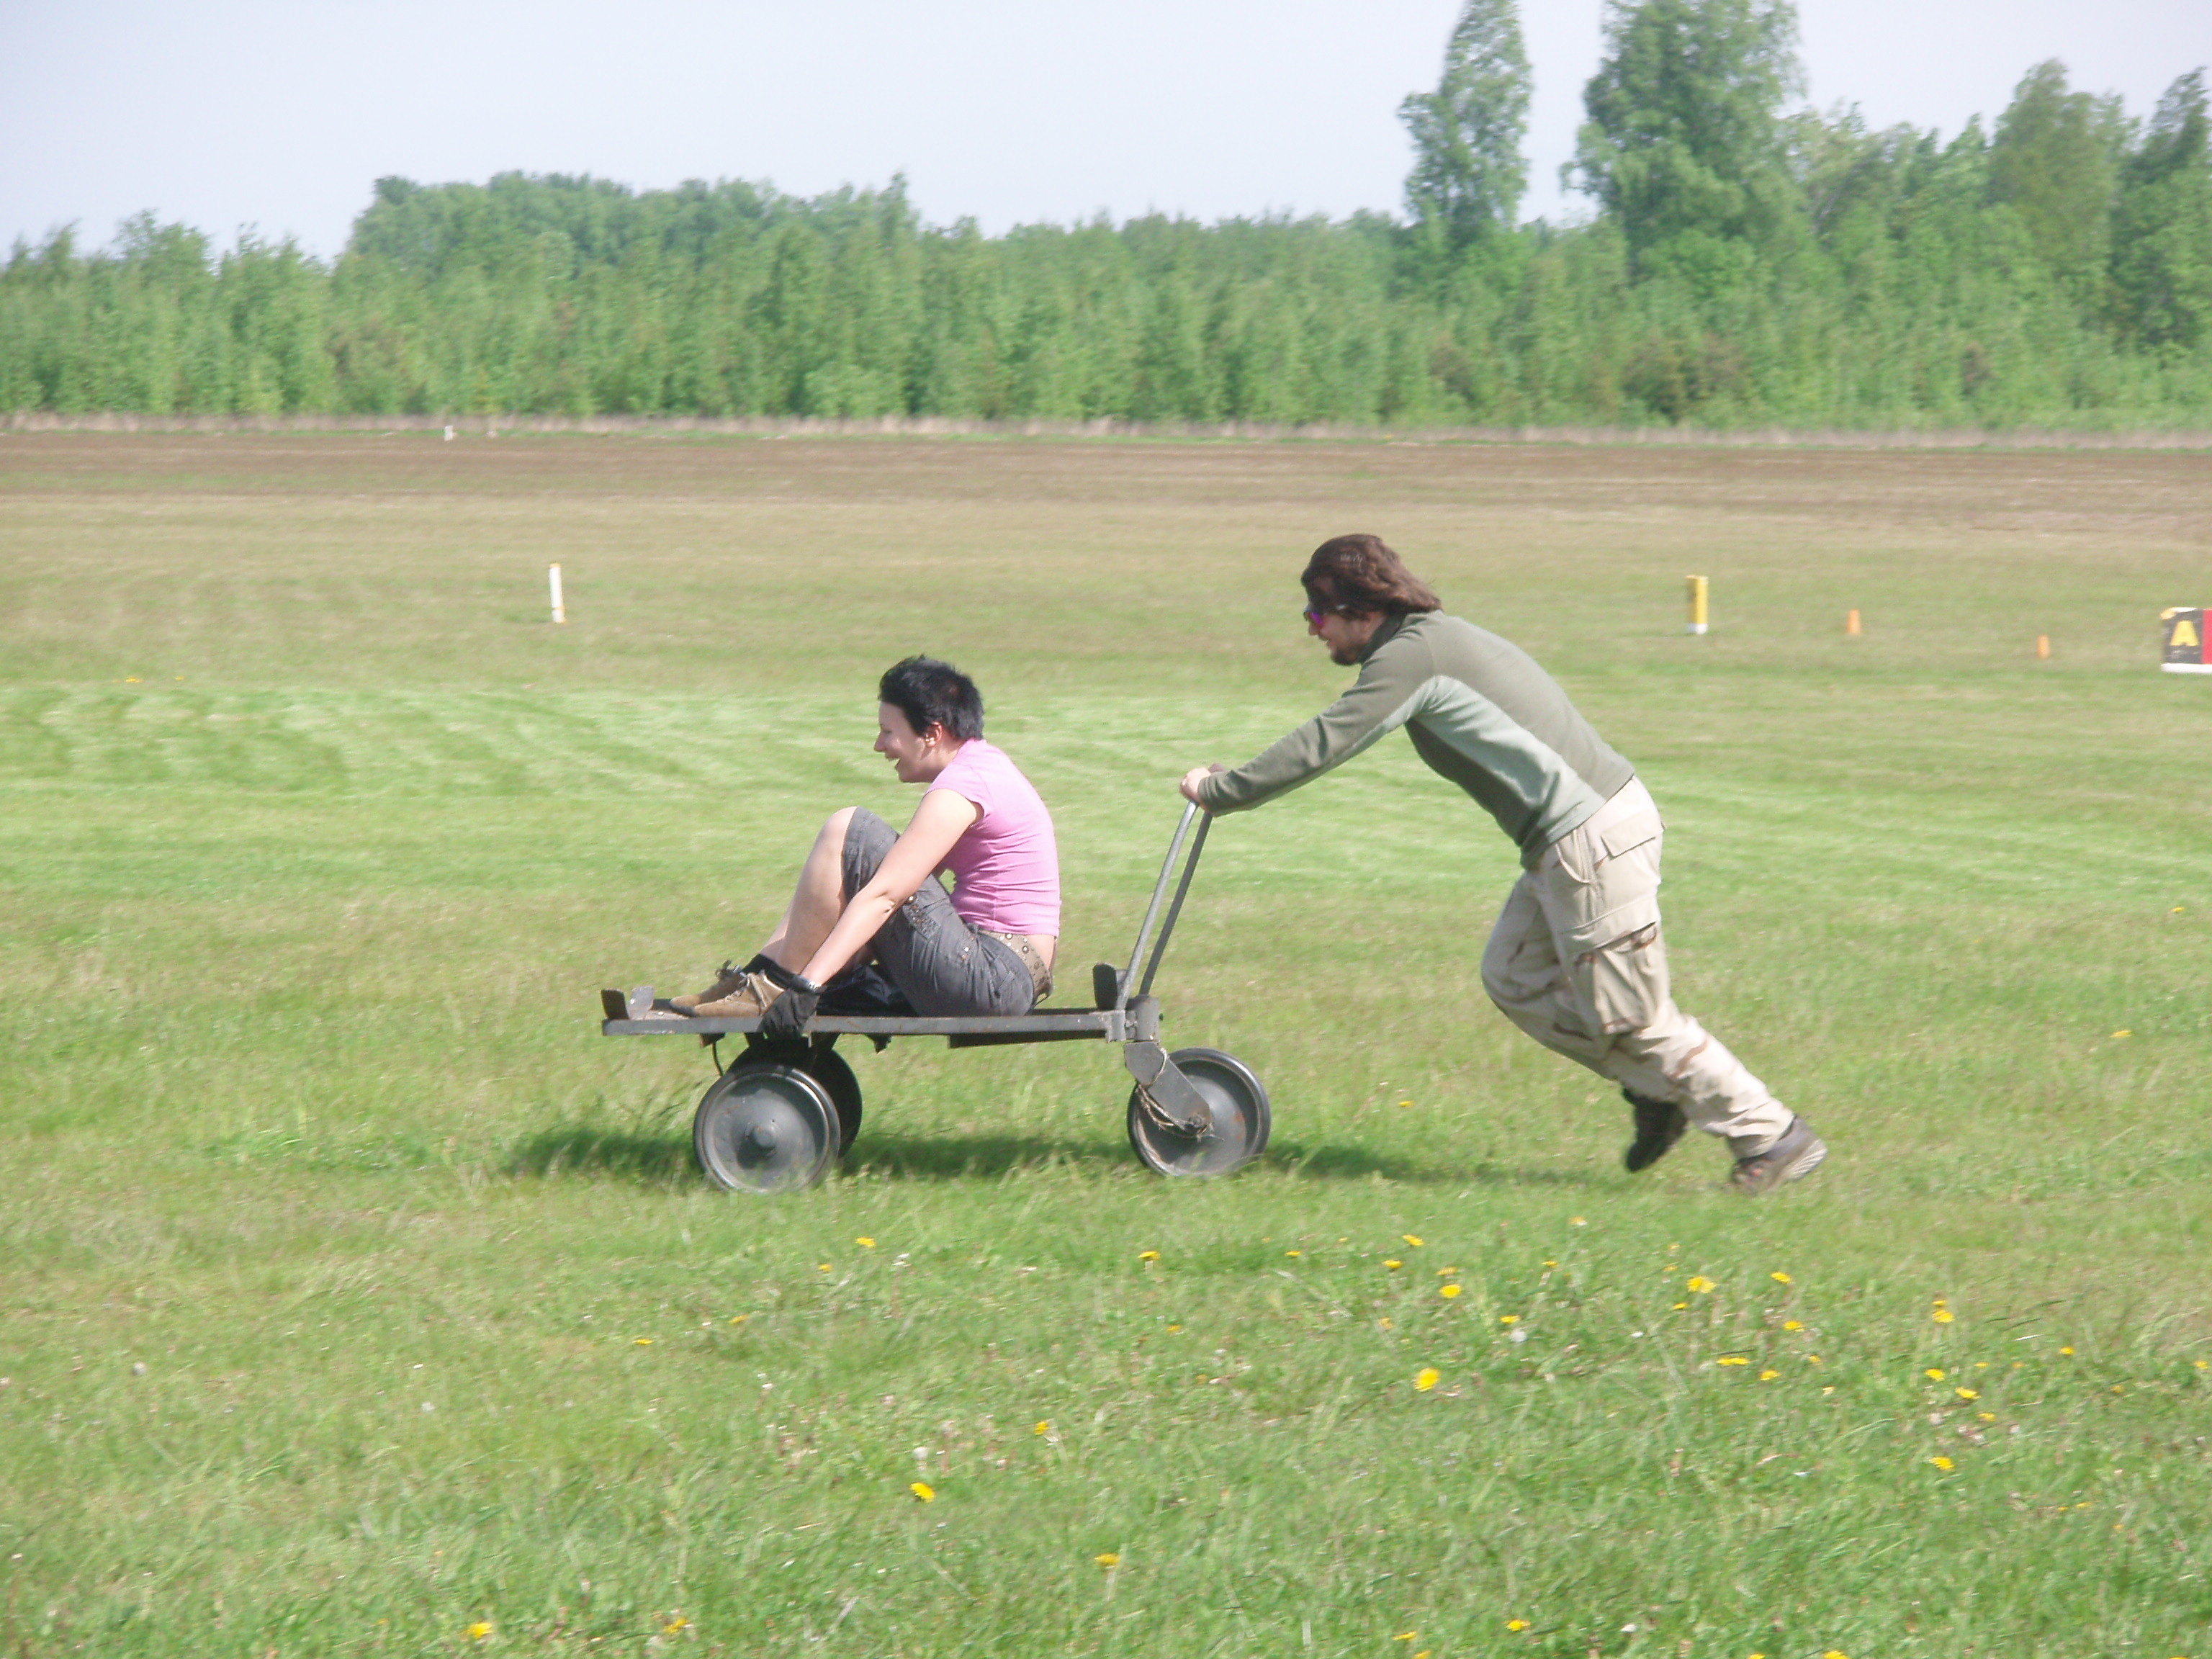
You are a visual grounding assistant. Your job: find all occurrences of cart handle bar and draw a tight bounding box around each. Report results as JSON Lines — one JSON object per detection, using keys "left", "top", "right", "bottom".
{"left": 1118, "top": 801, "right": 1212, "bottom": 1011}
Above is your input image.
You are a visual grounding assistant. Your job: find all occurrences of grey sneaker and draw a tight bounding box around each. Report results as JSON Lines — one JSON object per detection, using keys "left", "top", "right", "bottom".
{"left": 1623, "top": 1089, "right": 1688, "bottom": 1173}
{"left": 1727, "top": 1116, "right": 1827, "bottom": 1195}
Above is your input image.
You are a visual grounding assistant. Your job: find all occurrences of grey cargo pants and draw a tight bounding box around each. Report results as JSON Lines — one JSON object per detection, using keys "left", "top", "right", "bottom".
{"left": 1479, "top": 778, "right": 1795, "bottom": 1154}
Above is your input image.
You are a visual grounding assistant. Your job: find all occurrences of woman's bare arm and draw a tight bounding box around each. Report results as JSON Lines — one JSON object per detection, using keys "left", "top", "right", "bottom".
{"left": 798, "top": 788, "right": 981, "bottom": 986}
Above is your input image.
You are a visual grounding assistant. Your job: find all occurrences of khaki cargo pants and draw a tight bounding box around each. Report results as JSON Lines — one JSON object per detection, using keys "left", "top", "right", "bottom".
{"left": 1479, "top": 778, "right": 1794, "bottom": 1154}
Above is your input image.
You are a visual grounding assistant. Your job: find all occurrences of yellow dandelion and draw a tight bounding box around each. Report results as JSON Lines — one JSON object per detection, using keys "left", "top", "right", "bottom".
{"left": 1034, "top": 1420, "right": 1050, "bottom": 1435}
{"left": 1974, "top": 1360, "right": 1989, "bottom": 1368}
{"left": 1933, "top": 1309, "right": 1954, "bottom": 1323}
{"left": 1672, "top": 1302, "right": 1689, "bottom": 1310}
{"left": 1416, "top": 1367, "right": 1440, "bottom": 1392}
{"left": 817, "top": 1262, "right": 832, "bottom": 1272}
{"left": 2196, "top": 1360, "right": 2208, "bottom": 1370}
{"left": 2111, "top": 1384, "right": 2126, "bottom": 1395}
{"left": 633, "top": 1336, "right": 653, "bottom": 1346}
{"left": 1929, "top": 1456, "right": 1954, "bottom": 1471}
{"left": 2111, "top": 1029, "right": 2131, "bottom": 1039}
{"left": 1395, "top": 1635, "right": 1417, "bottom": 1644}
{"left": 2059, "top": 1346, "right": 2074, "bottom": 1356}
{"left": 1925, "top": 1368, "right": 1946, "bottom": 1381}
{"left": 1686, "top": 1276, "right": 1715, "bottom": 1293}
{"left": 1784, "top": 1320, "right": 1804, "bottom": 1331}
{"left": 662, "top": 1616, "right": 691, "bottom": 1635}
{"left": 465, "top": 1623, "right": 492, "bottom": 1641}
{"left": 1542, "top": 1259, "right": 1556, "bottom": 1267}
{"left": 1571, "top": 1216, "right": 1586, "bottom": 1226}
{"left": 1806, "top": 1354, "right": 1822, "bottom": 1364}
{"left": 1138, "top": 1250, "right": 1160, "bottom": 1263}
{"left": 1385, "top": 1259, "right": 1403, "bottom": 1270}
{"left": 1437, "top": 1266, "right": 1459, "bottom": 1277}
{"left": 1286, "top": 1250, "right": 1302, "bottom": 1258}
{"left": 1498, "top": 1313, "right": 1518, "bottom": 1324}
{"left": 1978, "top": 1411, "right": 1996, "bottom": 1422}
{"left": 1398, "top": 1098, "right": 1413, "bottom": 1108}
{"left": 1758, "top": 1369, "right": 1781, "bottom": 1381}
{"left": 909, "top": 1481, "right": 935, "bottom": 1502}
{"left": 1377, "top": 1316, "right": 1393, "bottom": 1330}
{"left": 1717, "top": 1356, "right": 1750, "bottom": 1366}
{"left": 1165, "top": 1323, "right": 1182, "bottom": 1334}
{"left": 1823, "top": 1652, "right": 1850, "bottom": 1659}
{"left": 1094, "top": 1552, "right": 1119, "bottom": 1569}
{"left": 1403, "top": 1234, "right": 1424, "bottom": 1247}
{"left": 1507, "top": 1619, "right": 1529, "bottom": 1631}
{"left": 1439, "top": 1284, "right": 1462, "bottom": 1299}
{"left": 856, "top": 1236, "right": 876, "bottom": 1248}
{"left": 1956, "top": 1387, "right": 1979, "bottom": 1401}
{"left": 1771, "top": 1272, "right": 1792, "bottom": 1284}
{"left": 728, "top": 1314, "right": 749, "bottom": 1326}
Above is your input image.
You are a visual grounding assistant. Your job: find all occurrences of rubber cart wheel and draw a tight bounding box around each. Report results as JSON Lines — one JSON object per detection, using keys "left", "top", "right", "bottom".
{"left": 1126, "top": 1046, "right": 1271, "bottom": 1177}
{"left": 693, "top": 1064, "right": 841, "bottom": 1194}
{"left": 802, "top": 1048, "right": 863, "bottom": 1155}
{"left": 739, "top": 1038, "right": 863, "bottom": 1156}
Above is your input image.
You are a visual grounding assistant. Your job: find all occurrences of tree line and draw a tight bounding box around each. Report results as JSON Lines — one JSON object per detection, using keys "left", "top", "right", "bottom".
{"left": 4, "top": 0, "right": 2208, "bottom": 428}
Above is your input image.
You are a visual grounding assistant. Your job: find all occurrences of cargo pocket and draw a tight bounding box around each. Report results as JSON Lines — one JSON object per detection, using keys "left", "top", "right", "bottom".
{"left": 1565, "top": 896, "right": 1670, "bottom": 1037}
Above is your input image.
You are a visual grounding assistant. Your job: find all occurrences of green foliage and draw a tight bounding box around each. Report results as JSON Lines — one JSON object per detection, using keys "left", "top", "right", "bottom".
{"left": 3, "top": 31, "right": 2211, "bottom": 427}
{"left": 1399, "top": 0, "right": 1534, "bottom": 247}
{"left": 1987, "top": 60, "right": 2126, "bottom": 289}
{"left": 2110, "top": 71, "right": 2212, "bottom": 347}
{"left": 1573, "top": 0, "right": 1804, "bottom": 261}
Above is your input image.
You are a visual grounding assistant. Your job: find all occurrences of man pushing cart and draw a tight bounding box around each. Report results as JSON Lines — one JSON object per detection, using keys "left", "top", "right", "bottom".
{"left": 1178, "top": 534, "right": 1826, "bottom": 1195}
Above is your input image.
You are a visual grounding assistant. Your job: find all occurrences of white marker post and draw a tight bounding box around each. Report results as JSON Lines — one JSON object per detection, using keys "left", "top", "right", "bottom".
{"left": 549, "top": 562, "right": 567, "bottom": 626}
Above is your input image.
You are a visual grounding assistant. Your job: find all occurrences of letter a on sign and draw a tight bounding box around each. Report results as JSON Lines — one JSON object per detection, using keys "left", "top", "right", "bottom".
{"left": 2162, "top": 607, "right": 2212, "bottom": 674}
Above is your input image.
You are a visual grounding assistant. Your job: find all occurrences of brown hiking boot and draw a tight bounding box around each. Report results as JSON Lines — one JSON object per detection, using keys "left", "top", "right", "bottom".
{"left": 1726, "top": 1116, "right": 1827, "bottom": 1195}
{"left": 1622, "top": 1089, "right": 1688, "bottom": 1172}
{"left": 688, "top": 967, "right": 786, "bottom": 1020}
{"left": 671, "top": 961, "right": 750, "bottom": 1014}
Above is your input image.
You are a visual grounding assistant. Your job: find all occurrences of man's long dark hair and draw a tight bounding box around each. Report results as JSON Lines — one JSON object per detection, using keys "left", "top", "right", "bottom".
{"left": 1303, "top": 534, "right": 1443, "bottom": 616}
{"left": 878, "top": 655, "right": 984, "bottom": 741}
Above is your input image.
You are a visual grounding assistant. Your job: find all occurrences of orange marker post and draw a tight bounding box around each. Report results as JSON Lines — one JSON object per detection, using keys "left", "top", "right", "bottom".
{"left": 2036, "top": 634, "right": 2051, "bottom": 660}
{"left": 1845, "top": 608, "right": 1861, "bottom": 637}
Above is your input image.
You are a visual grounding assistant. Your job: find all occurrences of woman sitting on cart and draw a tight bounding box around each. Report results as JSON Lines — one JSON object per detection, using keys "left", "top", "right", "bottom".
{"left": 675, "top": 655, "right": 1059, "bottom": 1038}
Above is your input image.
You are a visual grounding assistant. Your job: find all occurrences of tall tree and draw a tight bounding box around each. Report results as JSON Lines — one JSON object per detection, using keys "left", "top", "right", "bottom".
{"left": 2110, "top": 68, "right": 2212, "bottom": 345}
{"left": 1571, "top": 0, "right": 1803, "bottom": 258}
{"left": 1399, "top": 0, "right": 1533, "bottom": 244}
{"left": 1987, "top": 60, "right": 2123, "bottom": 286}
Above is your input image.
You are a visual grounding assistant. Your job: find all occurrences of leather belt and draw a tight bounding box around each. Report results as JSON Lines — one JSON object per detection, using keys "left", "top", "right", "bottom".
{"left": 980, "top": 930, "right": 1055, "bottom": 1002}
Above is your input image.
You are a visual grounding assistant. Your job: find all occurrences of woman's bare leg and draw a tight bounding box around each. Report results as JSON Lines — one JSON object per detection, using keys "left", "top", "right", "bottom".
{"left": 759, "top": 809, "right": 858, "bottom": 974}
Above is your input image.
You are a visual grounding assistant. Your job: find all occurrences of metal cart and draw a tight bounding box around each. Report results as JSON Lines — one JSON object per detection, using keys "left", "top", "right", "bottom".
{"left": 598, "top": 804, "right": 1269, "bottom": 1193}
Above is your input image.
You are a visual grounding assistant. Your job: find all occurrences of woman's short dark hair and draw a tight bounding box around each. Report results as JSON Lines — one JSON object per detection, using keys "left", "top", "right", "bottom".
{"left": 1302, "top": 534, "right": 1443, "bottom": 617}
{"left": 878, "top": 656, "right": 984, "bottom": 742}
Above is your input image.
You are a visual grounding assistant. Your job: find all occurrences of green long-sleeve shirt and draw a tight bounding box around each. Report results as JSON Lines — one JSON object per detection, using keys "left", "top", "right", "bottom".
{"left": 1193, "top": 611, "right": 1636, "bottom": 867}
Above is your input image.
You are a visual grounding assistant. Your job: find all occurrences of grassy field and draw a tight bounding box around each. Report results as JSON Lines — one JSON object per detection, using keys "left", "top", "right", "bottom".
{"left": 2, "top": 431, "right": 2208, "bottom": 1658}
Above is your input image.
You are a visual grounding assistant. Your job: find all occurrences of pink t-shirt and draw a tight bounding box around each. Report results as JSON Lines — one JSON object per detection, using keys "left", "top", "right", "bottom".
{"left": 926, "top": 739, "right": 1061, "bottom": 935}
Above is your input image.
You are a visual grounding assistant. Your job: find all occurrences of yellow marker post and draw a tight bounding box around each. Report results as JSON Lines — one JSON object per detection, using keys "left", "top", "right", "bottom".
{"left": 1845, "top": 608, "right": 1861, "bottom": 637}
{"left": 549, "top": 562, "right": 567, "bottom": 626}
{"left": 1685, "top": 575, "right": 1709, "bottom": 636}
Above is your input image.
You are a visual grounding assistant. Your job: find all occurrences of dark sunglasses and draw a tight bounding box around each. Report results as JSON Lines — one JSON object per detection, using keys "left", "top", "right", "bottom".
{"left": 1303, "top": 603, "right": 1344, "bottom": 626}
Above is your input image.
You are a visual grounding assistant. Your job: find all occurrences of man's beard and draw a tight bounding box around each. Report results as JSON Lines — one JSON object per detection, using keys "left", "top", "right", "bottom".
{"left": 1328, "top": 642, "right": 1361, "bottom": 665}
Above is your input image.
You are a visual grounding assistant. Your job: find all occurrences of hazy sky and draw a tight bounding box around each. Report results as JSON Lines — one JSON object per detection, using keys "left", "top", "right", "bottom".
{"left": 3, "top": 0, "right": 2204, "bottom": 258}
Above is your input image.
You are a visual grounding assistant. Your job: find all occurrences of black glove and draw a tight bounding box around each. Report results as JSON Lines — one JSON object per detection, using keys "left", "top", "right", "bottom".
{"left": 758, "top": 976, "right": 822, "bottom": 1040}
